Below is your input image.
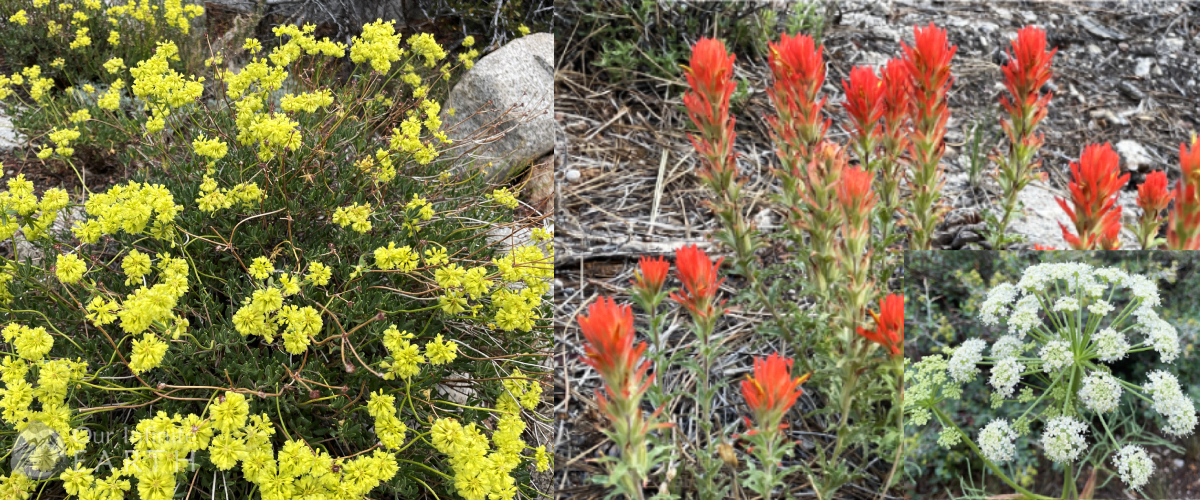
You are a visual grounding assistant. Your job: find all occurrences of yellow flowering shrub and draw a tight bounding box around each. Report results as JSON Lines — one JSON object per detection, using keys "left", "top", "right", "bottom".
{"left": 0, "top": 6, "right": 550, "bottom": 500}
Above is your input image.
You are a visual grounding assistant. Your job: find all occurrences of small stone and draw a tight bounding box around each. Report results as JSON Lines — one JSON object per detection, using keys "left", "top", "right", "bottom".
{"left": 1086, "top": 44, "right": 1102, "bottom": 56}
{"left": 564, "top": 169, "right": 581, "bottom": 182}
{"left": 1159, "top": 37, "right": 1185, "bottom": 55}
{"left": 1049, "top": 13, "right": 1061, "bottom": 22}
{"left": 1174, "top": 459, "right": 1185, "bottom": 468}
{"left": 1118, "top": 81, "right": 1145, "bottom": 101}
{"left": 1135, "top": 58, "right": 1153, "bottom": 78}
{"left": 1115, "top": 140, "right": 1152, "bottom": 173}
{"left": 1019, "top": 11, "right": 1037, "bottom": 22}
{"left": 993, "top": 7, "right": 1013, "bottom": 21}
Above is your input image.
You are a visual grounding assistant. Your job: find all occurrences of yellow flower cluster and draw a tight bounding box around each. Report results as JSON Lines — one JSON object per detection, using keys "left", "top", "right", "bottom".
{"left": 488, "top": 187, "right": 520, "bottom": 209}
{"left": 70, "top": 27, "right": 91, "bottom": 49}
{"left": 378, "top": 325, "right": 458, "bottom": 380}
{"left": 280, "top": 89, "right": 334, "bottom": 113}
{"left": 47, "top": 126, "right": 81, "bottom": 157}
{"left": 162, "top": 0, "right": 203, "bottom": 33}
{"left": 68, "top": 109, "right": 91, "bottom": 123}
{"left": 425, "top": 334, "right": 458, "bottom": 364}
{"left": 490, "top": 243, "right": 553, "bottom": 332}
{"left": 350, "top": 19, "right": 405, "bottom": 73}
{"left": 111, "top": 253, "right": 190, "bottom": 336}
{"left": 355, "top": 149, "right": 396, "bottom": 183}
{"left": 366, "top": 391, "right": 407, "bottom": 450}
{"left": 108, "top": 30, "right": 119, "bottom": 45}
{"left": 129, "top": 41, "right": 204, "bottom": 133}
{"left": 0, "top": 322, "right": 90, "bottom": 467}
{"left": 430, "top": 413, "right": 526, "bottom": 500}
{"left": 0, "top": 174, "right": 69, "bottom": 242}
{"left": 332, "top": 202, "right": 372, "bottom": 233}
{"left": 128, "top": 332, "right": 168, "bottom": 373}
{"left": 436, "top": 263, "right": 493, "bottom": 315}
{"left": 73, "top": 181, "right": 181, "bottom": 243}
{"left": 192, "top": 134, "right": 228, "bottom": 160}
{"left": 55, "top": 253, "right": 87, "bottom": 284}
{"left": 8, "top": 10, "right": 27, "bottom": 26}
{"left": 268, "top": 24, "right": 346, "bottom": 67}
{"left": 389, "top": 116, "right": 439, "bottom": 165}
{"left": 407, "top": 33, "right": 447, "bottom": 68}
{"left": 304, "top": 262, "right": 332, "bottom": 286}
{"left": 373, "top": 241, "right": 418, "bottom": 272}
{"left": 122, "top": 249, "right": 152, "bottom": 285}
{"left": 401, "top": 193, "right": 436, "bottom": 234}
{"left": 196, "top": 175, "right": 263, "bottom": 213}
{"left": 244, "top": 112, "right": 301, "bottom": 161}
{"left": 97, "top": 79, "right": 124, "bottom": 110}
{"left": 499, "top": 368, "right": 543, "bottom": 413}
{"left": 232, "top": 261, "right": 323, "bottom": 354}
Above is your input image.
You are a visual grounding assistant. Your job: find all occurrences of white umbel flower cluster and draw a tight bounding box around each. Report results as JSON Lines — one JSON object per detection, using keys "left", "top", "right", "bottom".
{"left": 1041, "top": 416, "right": 1088, "bottom": 463}
{"left": 1092, "top": 327, "right": 1130, "bottom": 363}
{"left": 1039, "top": 340, "right": 1073, "bottom": 373}
{"left": 989, "top": 357, "right": 1022, "bottom": 398}
{"left": 1136, "top": 309, "right": 1180, "bottom": 363}
{"left": 979, "top": 419, "right": 1018, "bottom": 464}
{"left": 1008, "top": 295, "right": 1042, "bottom": 337}
{"left": 1077, "top": 371, "right": 1122, "bottom": 414}
{"left": 1144, "top": 370, "right": 1198, "bottom": 437}
{"left": 1053, "top": 296, "right": 1079, "bottom": 312}
{"left": 949, "top": 338, "right": 987, "bottom": 383}
{"left": 980, "top": 283, "right": 1018, "bottom": 326}
{"left": 990, "top": 335, "right": 1025, "bottom": 359}
{"left": 1113, "top": 445, "right": 1154, "bottom": 490}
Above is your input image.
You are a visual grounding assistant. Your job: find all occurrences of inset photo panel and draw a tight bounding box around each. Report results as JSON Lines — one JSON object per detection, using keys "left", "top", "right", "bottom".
{"left": 904, "top": 251, "right": 1199, "bottom": 499}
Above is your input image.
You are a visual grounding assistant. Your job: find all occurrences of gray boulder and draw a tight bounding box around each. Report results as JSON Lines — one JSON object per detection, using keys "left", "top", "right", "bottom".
{"left": 443, "top": 32, "right": 553, "bottom": 178}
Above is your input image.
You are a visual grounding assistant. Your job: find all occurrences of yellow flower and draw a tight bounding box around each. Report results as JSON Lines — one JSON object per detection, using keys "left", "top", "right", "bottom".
{"left": 8, "top": 10, "right": 28, "bottom": 26}
{"left": 350, "top": 20, "right": 405, "bottom": 73}
{"left": 56, "top": 253, "right": 87, "bottom": 284}
{"left": 192, "top": 135, "right": 228, "bottom": 160}
{"left": 68, "top": 109, "right": 91, "bottom": 123}
{"left": 249, "top": 256, "right": 274, "bottom": 280}
{"left": 243, "top": 38, "right": 262, "bottom": 54}
{"left": 304, "top": 262, "right": 331, "bottom": 286}
{"left": 108, "top": 30, "right": 119, "bottom": 46}
{"left": 518, "top": 24, "right": 531, "bottom": 36}
{"left": 122, "top": 250, "right": 152, "bottom": 285}
{"left": 407, "top": 33, "right": 446, "bottom": 68}
{"left": 103, "top": 57, "right": 125, "bottom": 74}
{"left": 424, "top": 335, "right": 457, "bottom": 365}
{"left": 332, "top": 203, "right": 372, "bottom": 233}
{"left": 488, "top": 187, "right": 519, "bottom": 209}
{"left": 129, "top": 333, "right": 168, "bottom": 374}
{"left": 373, "top": 242, "right": 417, "bottom": 272}
{"left": 70, "top": 27, "right": 91, "bottom": 49}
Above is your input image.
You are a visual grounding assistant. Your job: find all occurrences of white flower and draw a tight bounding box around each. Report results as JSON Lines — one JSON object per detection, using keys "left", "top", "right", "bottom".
{"left": 979, "top": 419, "right": 1018, "bottom": 464}
{"left": 1041, "top": 416, "right": 1088, "bottom": 463}
{"left": 989, "top": 357, "right": 1022, "bottom": 398}
{"left": 1008, "top": 295, "right": 1042, "bottom": 337}
{"left": 1053, "top": 297, "right": 1080, "bottom": 312}
{"left": 1087, "top": 299, "right": 1114, "bottom": 317}
{"left": 1139, "top": 315, "right": 1180, "bottom": 364}
{"left": 949, "top": 338, "right": 987, "bottom": 383}
{"left": 1092, "top": 327, "right": 1129, "bottom": 363}
{"left": 1113, "top": 445, "right": 1154, "bottom": 490}
{"left": 980, "top": 283, "right": 1018, "bottom": 326}
{"left": 1126, "top": 273, "right": 1160, "bottom": 308}
{"left": 1144, "top": 370, "right": 1198, "bottom": 437}
{"left": 1077, "top": 371, "right": 1122, "bottom": 414}
{"left": 1093, "top": 267, "right": 1129, "bottom": 285}
{"left": 1039, "top": 340, "right": 1073, "bottom": 373}
{"left": 991, "top": 335, "right": 1025, "bottom": 359}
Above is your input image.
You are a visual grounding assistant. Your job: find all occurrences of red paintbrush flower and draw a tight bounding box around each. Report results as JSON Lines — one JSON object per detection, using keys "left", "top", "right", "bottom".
{"left": 1056, "top": 143, "right": 1130, "bottom": 249}
{"left": 901, "top": 23, "right": 956, "bottom": 250}
{"left": 683, "top": 38, "right": 739, "bottom": 191}
{"left": 1138, "top": 170, "right": 1174, "bottom": 216}
{"left": 838, "top": 165, "right": 876, "bottom": 228}
{"left": 881, "top": 58, "right": 911, "bottom": 129}
{"left": 669, "top": 245, "right": 725, "bottom": 321}
{"left": 1168, "top": 140, "right": 1200, "bottom": 250}
{"left": 577, "top": 297, "right": 650, "bottom": 400}
{"left": 766, "top": 33, "right": 828, "bottom": 155}
{"left": 902, "top": 23, "right": 956, "bottom": 130}
{"left": 856, "top": 294, "right": 904, "bottom": 357}
{"left": 740, "top": 353, "right": 810, "bottom": 430}
{"left": 842, "top": 65, "right": 885, "bottom": 152}
{"left": 632, "top": 256, "right": 670, "bottom": 297}
{"left": 1000, "top": 26, "right": 1056, "bottom": 129}
{"left": 1032, "top": 244, "right": 1058, "bottom": 250}
{"left": 1099, "top": 207, "right": 1123, "bottom": 250}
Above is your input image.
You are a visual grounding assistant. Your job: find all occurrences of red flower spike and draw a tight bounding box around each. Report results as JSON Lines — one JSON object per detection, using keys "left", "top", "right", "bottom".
{"left": 766, "top": 33, "right": 829, "bottom": 153}
{"left": 632, "top": 256, "right": 670, "bottom": 297}
{"left": 838, "top": 165, "right": 877, "bottom": 227}
{"left": 881, "top": 58, "right": 911, "bottom": 128}
{"left": 1167, "top": 140, "right": 1200, "bottom": 250}
{"left": 1099, "top": 207, "right": 1123, "bottom": 250}
{"left": 1000, "top": 26, "right": 1057, "bottom": 126}
{"left": 1032, "top": 244, "right": 1057, "bottom": 250}
{"left": 770, "top": 34, "right": 825, "bottom": 98}
{"left": 1056, "top": 143, "right": 1130, "bottom": 249}
{"left": 683, "top": 38, "right": 739, "bottom": 190}
{"left": 856, "top": 294, "right": 904, "bottom": 357}
{"left": 577, "top": 297, "right": 649, "bottom": 397}
{"left": 842, "top": 66, "right": 885, "bottom": 147}
{"left": 670, "top": 245, "right": 726, "bottom": 320}
{"left": 1137, "top": 171, "right": 1174, "bottom": 216}
{"left": 902, "top": 23, "right": 957, "bottom": 127}
{"left": 740, "top": 353, "right": 809, "bottom": 430}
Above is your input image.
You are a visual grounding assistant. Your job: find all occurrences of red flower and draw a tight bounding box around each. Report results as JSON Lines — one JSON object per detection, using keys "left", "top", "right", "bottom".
{"left": 1000, "top": 26, "right": 1056, "bottom": 122}
{"left": 577, "top": 297, "right": 650, "bottom": 399}
{"left": 856, "top": 294, "right": 904, "bottom": 357}
{"left": 740, "top": 353, "right": 809, "bottom": 429}
{"left": 632, "top": 256, "right": 670, "bottom": 297}
{"left": 1137, "top": 170, "right": 1174, "bottom": 216}
{"left": 881, "top": 58, "right": 911, "bottom": 128}
{"left": 766, "top": 33, "right": 828, "bottom": 154}
{"left": 902, "top": 23, "right": 956, "bottom": 129}
{"left": 1056, "top": 143, "right": 1129, "bottom": 249}
{"left": 1099, "top": 207, "right": 1123, "bottom": 250}
{"left": 1032, "top": 244, "right": 1058, "bottom": 250}
{"left": 684, "top": 38, "right": 738, "bottom": 190}
{"left": 669, "top": 245, "right": 725, "bottom": 320}
{"left": 838, "top": 165, "right": 876, "bottom": 226}
{"left": 842, "top": 66, "right": 885, "bottom": 146}
{"left": 1168, "top": 140, "right": 1200, "bottom": 250}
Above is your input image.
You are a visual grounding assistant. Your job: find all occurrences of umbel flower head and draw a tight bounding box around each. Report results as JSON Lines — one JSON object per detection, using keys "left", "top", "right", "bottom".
{"left": 857, "top": 293, "right": 903, "bottom": 357}
{"left": 1057, "top": 143, "right": 1130, "bottom": 250}
{"left": 740, "top": 353, "right": 810, "bottom": 432}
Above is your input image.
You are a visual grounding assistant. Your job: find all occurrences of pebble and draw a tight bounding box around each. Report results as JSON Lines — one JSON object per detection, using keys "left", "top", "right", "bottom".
{"left": 1115, "top": 140, "right": 1152, "bottom": 172}
{"left": 564, "top": 169, "right": 581, "bottom": 182}
{"left": 1087, "top": 44, "right": 1102, "bottom": 56}
{"left": 1135, "top": 58, "right": 1153, "bottom": 78}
